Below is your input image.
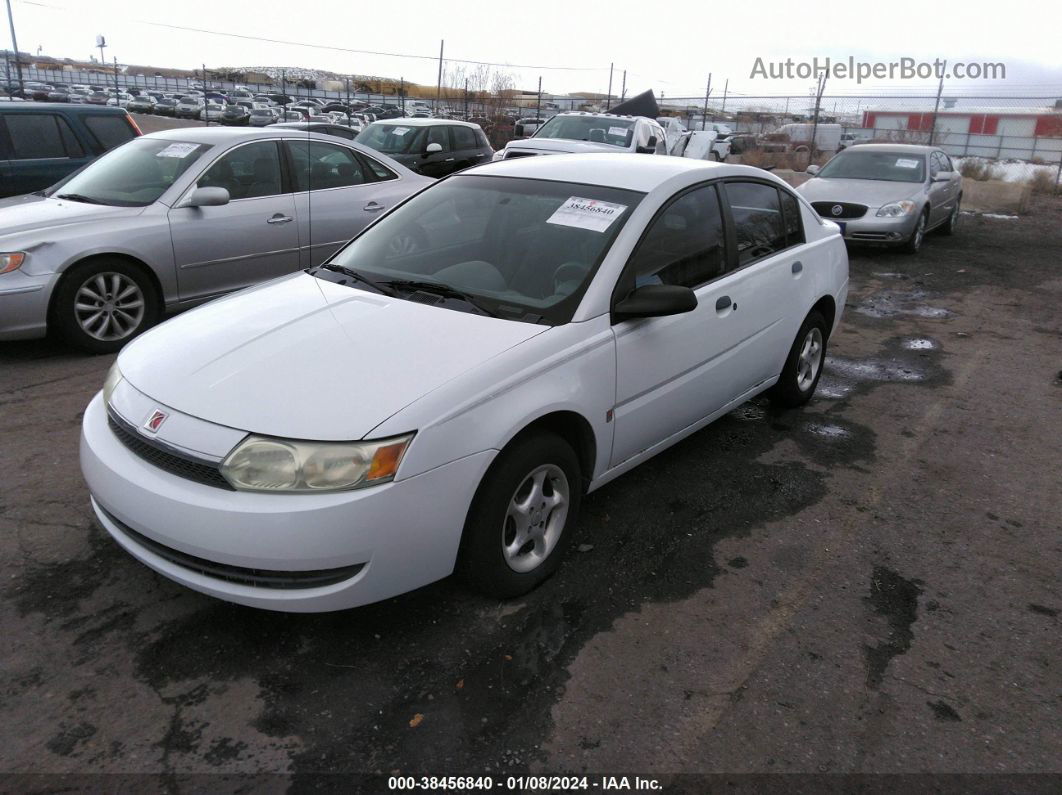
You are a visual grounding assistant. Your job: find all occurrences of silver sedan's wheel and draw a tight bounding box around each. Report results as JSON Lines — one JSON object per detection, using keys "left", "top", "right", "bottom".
{"left": 502, "top": 464, "right": 570, "bottom": 574}
{"left": 796, "top": 326, "right": 824, "bottom": 392}
{"left": 74, "top": 272, "right": 146, "bottom": 342}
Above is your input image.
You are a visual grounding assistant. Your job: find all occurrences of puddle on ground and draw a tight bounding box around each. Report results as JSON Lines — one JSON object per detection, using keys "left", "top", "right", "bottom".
{"left": 872, "top": 272, "right": 906, "bottom": 280}
{"left": 816, "top": 376, "right": 855, "bottom": 400}
{"left": 902, "top": 338, "right": 938, "bottom": 350}
{"left": 855, "top": 289, "right": 953, "bottom": 320}
{"left": 824, "top": 355, "right": 926, "bottom": 383}
{"left": 804, "top": 422, "right": 851, "bottom": 439}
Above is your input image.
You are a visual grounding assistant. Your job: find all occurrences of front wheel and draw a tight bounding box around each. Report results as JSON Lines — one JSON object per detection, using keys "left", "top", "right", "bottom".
{"left": 902, "top": 210, "right": 927, "bottom": 254}
{"left": 52, "top": 260, "right": 160, "bottom": 353}
{"left": 769, "top": 311, "right": 828, "bottom": 408}
{"left": 458, "top": 432, "right": 582, "bottom": 598}
{"left": 940, "top": 197, "right": 961, "bottom": 236}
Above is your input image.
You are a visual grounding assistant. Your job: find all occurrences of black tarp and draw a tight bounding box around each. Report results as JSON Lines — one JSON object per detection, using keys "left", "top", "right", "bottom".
{"left": 607, "top": 89, "right": 659, "bottom": 118}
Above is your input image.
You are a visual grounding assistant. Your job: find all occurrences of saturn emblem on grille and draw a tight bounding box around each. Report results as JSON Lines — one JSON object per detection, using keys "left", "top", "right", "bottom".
{"left": 831, "top": 204, "right": 843, "bottom": 216}
{"left": 143, "top": 409, "right": 168, "bottom": 434}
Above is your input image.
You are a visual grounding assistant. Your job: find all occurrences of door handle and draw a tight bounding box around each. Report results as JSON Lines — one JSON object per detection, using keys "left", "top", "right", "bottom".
{"left": 715, "top": 295, "right": 733, "bottom": 312}
{"left": 445, "top": 158, "right": 455, "bottom": 162}
{"left": 791, "top": 260, "right": 803, "bottom": 274}
{"left": 266, "top": 214, "right": 293, "bottom": 224}
{"left": 363, "top": 202, "right": 385, "bottom": 212}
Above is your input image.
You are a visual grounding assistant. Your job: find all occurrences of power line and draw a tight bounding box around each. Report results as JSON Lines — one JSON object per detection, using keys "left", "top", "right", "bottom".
{"left": 19, "top": 0, "right": 607, "bottom": 72}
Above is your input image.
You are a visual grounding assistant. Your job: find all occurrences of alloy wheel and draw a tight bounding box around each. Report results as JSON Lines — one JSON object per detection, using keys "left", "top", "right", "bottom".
{"left": 74, "top": 272, "right": 146, "bottom": 342}
{"left": 502, "top": 464, "right": 570, "bottom": 574}
{"left": 796, "top": 327, "right": 824, "bottom": 392}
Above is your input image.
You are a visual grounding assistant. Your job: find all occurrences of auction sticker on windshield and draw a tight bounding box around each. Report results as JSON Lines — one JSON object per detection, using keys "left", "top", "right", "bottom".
{"left": 156, "top": 143, "right": 199, "bottom": 159}
{"left": 608, "top": 126, "right": 629, "bottom": 137}
{"left": 391, "top": 127, "right": 410, "bottom": 136}
{"left": 547, "top": 197, "right": 628, "bottom": 233}
{"left": 895, "top": 158, "right": 920, "bottom": 168}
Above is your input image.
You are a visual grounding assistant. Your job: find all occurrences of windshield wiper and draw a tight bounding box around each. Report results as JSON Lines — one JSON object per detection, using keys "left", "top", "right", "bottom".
{"left": 381, "top": 279, "right": 499, "bottom": 318}
{"left": 314, "top": 263, "right": 395, "bottom": 295}
{"left": 54, "top": 193, "right": 106, "bottom": 205}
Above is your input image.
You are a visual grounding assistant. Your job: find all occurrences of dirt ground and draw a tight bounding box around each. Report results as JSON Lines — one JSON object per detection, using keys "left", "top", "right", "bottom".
{"left": 1, "top": 197, "right": 1060, "bottom": 791}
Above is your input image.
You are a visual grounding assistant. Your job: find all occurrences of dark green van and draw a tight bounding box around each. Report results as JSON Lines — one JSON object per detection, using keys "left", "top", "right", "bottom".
{"left": 0, "top": 103, "right": 141, "bottom": 198}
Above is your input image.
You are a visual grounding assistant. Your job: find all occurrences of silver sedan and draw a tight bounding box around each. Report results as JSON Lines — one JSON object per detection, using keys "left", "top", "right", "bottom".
{"left": 797, "top": 144, "right": 963, "bottom": 254}
{"left": 0, "top": 127, "right": 431, "bottom": 352}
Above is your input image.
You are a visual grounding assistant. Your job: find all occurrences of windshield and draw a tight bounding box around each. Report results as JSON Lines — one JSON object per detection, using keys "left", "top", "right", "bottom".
{"left": 49, "top": 138, "right": 209, "bottom": 207}
{"left": 818, "top": 150, "right": 926, "bottom": 182}
{"left": 355, "top": 123, "right": 426, "bottom": 154}
{"left": 322, "top": 175, "right": 643, "bottom": 325}
{"left": 533, "top": 115, "right": 634, "bottom": 147}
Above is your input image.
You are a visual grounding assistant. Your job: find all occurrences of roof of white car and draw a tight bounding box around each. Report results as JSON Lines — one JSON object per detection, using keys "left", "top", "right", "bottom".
{"left": 840, "top": 143, "right": 939, "bottom": 155}
{"left": 367, "top": 117, "right": 481, "bottom": 129}
{"left": 469, "top": 153, "right": 769, "bottom": 193}
{"left": 143, "top": 127, "right": 341, "bottom": 145}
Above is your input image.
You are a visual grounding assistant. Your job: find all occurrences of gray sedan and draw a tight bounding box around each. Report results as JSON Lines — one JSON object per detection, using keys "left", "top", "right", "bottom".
{"left": 0, "top": 127, "right": 431, "bottom": 352}
{"left": 797, "top": 144, "right": 963, "bottom": 254}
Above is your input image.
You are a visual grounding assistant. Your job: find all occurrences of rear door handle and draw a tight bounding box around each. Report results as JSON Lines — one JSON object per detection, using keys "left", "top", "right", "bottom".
{"left": 363, "top": 201, "right": 385, "bottom": 212}
{"left": 266, "top": 214, "right": 293, "bottom": 224}
{"left": 445, "top": 158, "right": 455, "bottom": 162}
{"left": 715, "top": 295, "right": 733, "bottom": 312}
{"left": 791, "top": 260, "right": 803, "bottom": 274}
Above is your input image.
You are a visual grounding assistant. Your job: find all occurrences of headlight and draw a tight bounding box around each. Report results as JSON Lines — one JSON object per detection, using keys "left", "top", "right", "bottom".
{"left": 0, "top": 252, "right": 26, "bottom": 274}
{"left": 220, "top": 433, "right": 414, "bottom": 493}
{"left": 103, "top": 362, "right": 122, "bottom": 405}
{"left": 876, "top": 201, "right": 917, "bottom": 218}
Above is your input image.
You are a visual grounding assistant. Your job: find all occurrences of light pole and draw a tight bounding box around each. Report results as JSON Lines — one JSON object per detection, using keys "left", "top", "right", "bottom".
{"left": 5, "top": 0, "right": 24, "bottom": 96}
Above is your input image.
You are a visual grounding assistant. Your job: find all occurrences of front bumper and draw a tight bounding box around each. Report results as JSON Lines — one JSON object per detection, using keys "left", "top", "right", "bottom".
{"left": 0, "top": 270, "right": 58, "bottom": 341}
{"left": 831, "top": 210, "right": 920, "bottom": 244}
{"left": 80, "top": 393, "right": 495, "bottom": 612}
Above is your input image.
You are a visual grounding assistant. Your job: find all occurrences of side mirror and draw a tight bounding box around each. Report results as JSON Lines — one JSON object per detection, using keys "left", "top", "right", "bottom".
{"left": 182, "top": 187, "right": 230, "bottom": 208}
{"left": 806, "top": 164, "right": 821, "bottom": 176}
{"left": 613, "top": 284, "right": 698, "bottom": 320}
{"left": 424, "top": 142, "right": 443, "bottom": 155}
{"left": 932, "top": 171, "right": 953, "bottom": 182}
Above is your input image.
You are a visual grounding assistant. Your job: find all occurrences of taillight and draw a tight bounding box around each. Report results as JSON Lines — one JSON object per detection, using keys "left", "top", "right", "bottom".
{"left": 126, "top": 113, "right": 142, "bottom": 136}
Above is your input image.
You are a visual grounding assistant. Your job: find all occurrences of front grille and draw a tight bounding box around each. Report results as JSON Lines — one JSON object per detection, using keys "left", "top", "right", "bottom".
{"left": 812, "top": 201, "right": 867, "bottom": 219}
{"left": 504, "top": 151, "right": 539, "bottom": 159}
{"left": 107, "top": 410, "right": 235, "bottom": 490}
{"left": 100, "top": 506, "right": 364, "bottom": 590}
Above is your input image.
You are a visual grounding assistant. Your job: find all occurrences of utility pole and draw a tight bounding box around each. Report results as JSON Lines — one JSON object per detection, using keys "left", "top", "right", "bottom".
{"left": 95, "top": 33, "right": 106, "bottom": 80}
{"left": 202, "top": 64, "right": 209, "bottom": 125}
{"left": 809, "top": 71, "right": 827, "bottom": 161}
{"left": 5, "top": 0, "right": 24, "bottom": 96}
{"left": 721, "top": 78, "right": 728, "bottom": 115}
{"left": 463, "top": 78, "right": 468, "bottom": 118}
{"left": 113, "top": 56, "right": 119, "bottom": 97}
{"left": 702, "top": 74, "right": 712, "bottom": 130}
{"left": 535, "top": 75, "right": 542, "bottom": 121}
{"left": 400, "top": 76, "right": 405, "bottom": 113}
{"left": 620, "top": 69, "right": 626, "bottom": 101}
{"left": 928, "top": 70, "right": 944, "bottom": 145}
{"left": 605, "top": 62, "right": 613, "bottom": 110}
{"left": 435, "top": 39, "right": 444, "bottom": 112}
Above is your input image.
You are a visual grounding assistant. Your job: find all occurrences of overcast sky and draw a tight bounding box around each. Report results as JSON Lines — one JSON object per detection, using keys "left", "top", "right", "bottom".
{"left": 8, "top": 0, "right": 1062, "bottom": 98}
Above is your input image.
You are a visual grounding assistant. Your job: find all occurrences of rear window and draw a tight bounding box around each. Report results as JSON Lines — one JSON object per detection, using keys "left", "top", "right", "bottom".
{"left": 4, "top": 113, "right": 84, "bottom": 159}
{"left": 84, "top": 114, "right": 137, "bottom": 151}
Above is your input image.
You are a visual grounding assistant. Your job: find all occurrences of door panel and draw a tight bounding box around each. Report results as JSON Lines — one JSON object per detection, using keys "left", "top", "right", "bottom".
{"left": 169, "top": 140, "right": 299, "bottom": 301}
{"left": 285, "top": 138, "right": 390, "bottom": 266}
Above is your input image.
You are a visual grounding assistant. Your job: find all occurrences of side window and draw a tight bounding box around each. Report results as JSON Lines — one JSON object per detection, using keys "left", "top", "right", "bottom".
{"left": 5, "top": 114, "right": 82, "bottom": 159}
{"left": 929, "top": 152, "right": 942, "bottom": 177}
{"left": 474, "top": 129, "right": 491, "bottom": 149}
{"left": 359, "top": 153, "right": 398, "bottom": 182}
{"left": 198, "top": 141, "right": 283, "bottom": 200}
{"left": 779, "top": 190, "right": 805, "bottom": 246}
{"left": 653, "top": 126, "right": 668, "bottom": 154}
{"left": 452, "top": 125, "right": 477, "bottom": 150}
{"left": 426, "top": 125, "right": 450, "bottom": 152}
{"left": 83, "top": 114, "right": 136, "bottom": 152}
{"left": 939, "top": 153, "right": 953, "bottom": 172}
{"left": 726, "top": 181, "right": 787, "bottom": 265}
{"left": 287, "top": 140, "right": 369, "bottom": 191}
{"left": 625, "top": 184, "right": 726, "bottom": 291}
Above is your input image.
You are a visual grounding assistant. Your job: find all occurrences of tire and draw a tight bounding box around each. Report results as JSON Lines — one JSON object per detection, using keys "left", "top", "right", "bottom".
{"left": 768, "top": 311, "right": 828, "bottom": 408}
{"left": 940, "top": 196, "right": 961, "bottom": 236}
{"left": 51, "top": 259, "right": 160, "bottom": 354}
{"left": 901, "top": 209, "right": 928, "bottom": 254}
{"left": 458, "top": 431, "right": 582, "bottom": 598}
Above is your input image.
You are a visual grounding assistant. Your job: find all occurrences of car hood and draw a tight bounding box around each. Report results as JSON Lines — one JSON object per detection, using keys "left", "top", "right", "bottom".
{"left": 797, "top": 177, "right": 923, "bottom": 208}
{"left": 503, "top": 138, "right": 629, "bottom": 156}
{"left": 0, "top": 196, "right": 143, "bottom": 245}
{"left": 118, "top": 272, "right": 549, "bottom": 441}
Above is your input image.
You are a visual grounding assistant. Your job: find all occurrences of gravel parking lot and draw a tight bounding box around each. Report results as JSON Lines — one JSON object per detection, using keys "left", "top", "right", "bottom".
{"left": 1, "top": 200, "right": 1060, "bottom": 787}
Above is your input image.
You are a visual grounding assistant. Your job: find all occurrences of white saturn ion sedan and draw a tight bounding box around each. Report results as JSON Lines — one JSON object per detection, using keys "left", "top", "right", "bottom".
{"left": 80, "top": 154, "right": 849, "bottom": 612}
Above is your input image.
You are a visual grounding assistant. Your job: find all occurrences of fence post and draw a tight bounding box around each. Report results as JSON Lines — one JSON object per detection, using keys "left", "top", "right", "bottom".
{"left": 606, "top": 63, "right": 613, "bottom": 111}
{"left": 702, "top": 75, "right": 711, "bottom": 131}
{"left": 928, "top": 73, "right": 944, "bottom": 145}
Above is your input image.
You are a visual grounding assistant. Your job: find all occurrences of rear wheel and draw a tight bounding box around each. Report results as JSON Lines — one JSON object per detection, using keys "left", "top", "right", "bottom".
{"left": 458, "top": 432, "right": 582, "bottom": 598}
{"left": 769, "top": 311, "right": 828, "bottom": 408}
{"left": 52, "top": 260, "right": 160, "bottom": 353}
